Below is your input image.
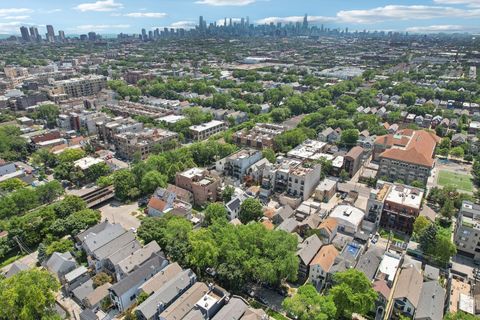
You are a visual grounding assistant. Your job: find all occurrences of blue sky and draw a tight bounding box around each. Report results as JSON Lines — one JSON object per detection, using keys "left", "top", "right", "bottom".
{"left": 1, "top": 0, "right": 480, "bottom": 35}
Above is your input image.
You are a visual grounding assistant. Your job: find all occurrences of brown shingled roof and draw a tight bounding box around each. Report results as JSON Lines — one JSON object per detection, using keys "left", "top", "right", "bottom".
{"left": 378, "top": 130, "right": 440, "bottom": 167}
{"left": 318, "top": 217, "right": 338, "bottom": 236}
{"left": 309, "top": 244, "right": 338, "bottom": 272}
{"left": 148, "top": 197, "right": 167, "bottom": 211}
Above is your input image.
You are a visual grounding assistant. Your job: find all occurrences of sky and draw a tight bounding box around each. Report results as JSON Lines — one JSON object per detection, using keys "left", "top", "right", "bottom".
{"left": 1, "top": 0, "right": 480, "bottom": 35}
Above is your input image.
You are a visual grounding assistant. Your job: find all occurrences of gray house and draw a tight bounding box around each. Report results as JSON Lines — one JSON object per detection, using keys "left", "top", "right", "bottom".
{"left": 135, "top": 269, "right": 197, "bottom": 320}
{"left": 109, "top": 255, "right": 169, "bottom": 312}
{"left": 89, "top": 230, "right": 137, "bottom": 272}
{"left": 45, "top": 252, "right": 77, "bottom": 279}
{"left": 115, "top": 241, "right": 163, "bottom": 280}
{"left": 414, "top": 281, "right": 445, "bottom": 320}
{"left": 211, "top": 298, "right": 248, "bottom": 320}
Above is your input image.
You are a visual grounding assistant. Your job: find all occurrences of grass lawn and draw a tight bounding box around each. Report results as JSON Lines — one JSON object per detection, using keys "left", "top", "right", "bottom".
{"left": 437, "top": 170, "right": 474, "bottom": 192}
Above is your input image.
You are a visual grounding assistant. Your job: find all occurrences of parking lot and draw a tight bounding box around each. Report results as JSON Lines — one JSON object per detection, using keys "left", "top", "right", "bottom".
{"left": 96, "top": 200, "right": 142, "bottom": 231}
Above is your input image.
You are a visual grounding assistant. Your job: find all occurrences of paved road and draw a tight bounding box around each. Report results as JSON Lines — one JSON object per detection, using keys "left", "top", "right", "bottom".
{"left": 97, "top": 200, "right": 142, "bottom": 230}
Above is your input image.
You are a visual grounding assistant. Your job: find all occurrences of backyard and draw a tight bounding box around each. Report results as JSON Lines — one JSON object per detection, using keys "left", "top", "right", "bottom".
{"left": 437, "top": 170, "right": 474, "bottom": 193}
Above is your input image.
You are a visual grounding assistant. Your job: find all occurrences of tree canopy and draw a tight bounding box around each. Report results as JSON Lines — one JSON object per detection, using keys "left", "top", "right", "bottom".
{"left": 0, "top": 269, "right": 61, "bottom": 320}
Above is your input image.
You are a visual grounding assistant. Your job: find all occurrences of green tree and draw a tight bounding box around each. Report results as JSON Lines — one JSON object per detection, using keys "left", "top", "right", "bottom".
{"left": 339, "top": 169, "right": 349, "bottom": 182}
{"left": 330, "top": 269, "right": 377, "bottom": 319}
{"left": 341, "top": 129, "right": 359, "bottom": 146}
{"left": 401, "top": 91, "right": 417, "bottom": 106}
{"left": 238, "top": 198, "right": 263, "bottom": 224}
{"left": 271, "top": 107, "right": 291, "bottom": 123}
{"left": 203, "top": 202, "right": 228, "bottom": 226}
{"left": 440, "top": 199, "right": 455, "bottom": 219}
{"left": 0, "top": 269, "right": 60, "bottom": 320}
{"left": 140, "top": 170, "right": 167, "bottom": 195}
{"left": 92, "top": 272, "right": 112, "bottom": 288}
{"left": 221, "top": 185, "right": 235, "bottom": 203}
{"left": 449, "top": 146, "right": 465, "bottom": 159}
{"left": 0, "top": 178, "right": 26, "bottom": 192}
{"left": 57, "top": 148, "right": 85, "bottom": 164}
{"left": 113, "top": 170, "right": 139, "bottom": 201}
{"left": 283, "top": 284, "right": 337, "bottom": 320}
{"left": 36, "top": 180, "right": 64, "bottom": 204}
{"left": 262, "top": 148, "right": 276, "bottom": 164}
{"left": 431, "top": 234, "right": 456, "bottom": 266}
{"left": 53, "top": 195, "right": 86, "bottom": 218}
{"left": 137, "top": 215, "right": 193, "bottom": 265}
{"left": 34, "top": 104, "right": 60, "bottom": 128}
{"left": 413, "top": 216, "right": 431, "bottom": 238}
{"left": 85, "top": 162, "right": 111, "bottom": 182}
{"left": 419, "top": 224, "right": 438, "bottom": 254}
{"left": 444, "top": 311, "right": 479, "bottom": 320}
{"left": 46, "top": 239, "right": 74, "bottom": 256}
{"left": 187, "top": 228, "right": 220, "bottom": 274}
{"left": 0, "top": 125, "right": 28, "bottom": 161}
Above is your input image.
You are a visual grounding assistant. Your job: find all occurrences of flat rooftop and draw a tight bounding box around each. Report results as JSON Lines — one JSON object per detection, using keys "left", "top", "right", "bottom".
{"left": 181, "top": 167, "right": 205, "bottom": 179}
{"left": 74, "top": 157, "right": 105, "bottom": 170}
{"left": 385, "top": 185, "right": 423, "bottom": 209}
{"left": 189, "top": 120, "right": 224, "bottom": 132}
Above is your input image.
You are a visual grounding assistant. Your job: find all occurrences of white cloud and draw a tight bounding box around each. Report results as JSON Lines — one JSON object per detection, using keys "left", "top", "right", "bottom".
{"left": 152, "top": 21, "right": 197, "bottom": 30}
{"left": 257, "top": 5, "right": 480, "bottom": 26}
{"left": 433, "top": 0, "right": 480, "bottom": 7}
{"left": 256, "top": 15, "right": 336, "bottom": 25}
{"left": 73, "top": 24, "right": 129, "bottom": 31}
{"left": 2, "top": 15, "right": 30, "bottom": 20}
{"left": 0, "top": 21, "right": 33, "bottom": 34}
{"left": 336, "top": 5, "right": 480, "bottom": 24}
{"left": 74, "top": 0, "right": 123, "bottom": 12}
{"left": 40, "top": 9, "right": 62, "bottom": 14}
{"left": 0, "top": 8, "right": 32, "bottom": 17}
{"left": 405, "top": 24, "right": 465, "bottom": 33}
{"left": 406, "top": 24, "right": 478, "bottom": 32}
{"left": 195, "top": 0, "right": 255, "bottom": 6}
{"left": 124, "top": 12, "right": 167, "bottom": 18}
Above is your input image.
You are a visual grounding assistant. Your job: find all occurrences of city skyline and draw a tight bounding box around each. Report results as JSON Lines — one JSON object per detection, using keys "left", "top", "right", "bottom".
{"left": 2, "top": 0, "right": 480, "bottom": 35}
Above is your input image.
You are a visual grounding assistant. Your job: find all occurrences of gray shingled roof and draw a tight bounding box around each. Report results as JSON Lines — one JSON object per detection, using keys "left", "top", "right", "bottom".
{"left": 297, "top": 235, "right": 323, "bottom": 265}
{"left": 45, "top": 252, "right": 77, "bottom": 277}
{"left": 135, "top": 269, "right": 196, "bottom": 319}
{"left": 105, "top": 240, "right": 142, "bottom": 266}
{"left": 73, "top": 279, "right": 95, "bottom": 302}
{"left": 355, "top": 247, "right": 384, "bottom": 280}
{"left": 76, "top": 221, "right": 110, "bottom": 243}
{"left": 414, "top": 281, "right": 445, "bottom": 320}
{"left": 92, "top": 231, "right": 136, "bottom": 260}
{"left": 116, "top": 241, "right": 162, "bottom": 276}
{"left": 212, "top": 298, "right": 247, "bottom": 320}
{"left": 138, "top": 262, "right": 183, "bottom": 295}
{"left": 5, "top": 262, "right": 29, "bottom": 278}
{"left": 159, "top": 282, "right": 209, "bottom": 320}
{"left": 109, "top": 255, "right": 167, "bottom": 297}
{"left": 83, "top": 223, "right": 125, "bottom": 253}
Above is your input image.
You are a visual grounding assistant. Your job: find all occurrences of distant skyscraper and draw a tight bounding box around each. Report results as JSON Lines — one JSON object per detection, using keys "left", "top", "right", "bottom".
{"left": 141, "top": 28, "right": 147, "bottom": 41}
{"left": 88, "top": 32, "right": 96, "bottom": 41}
{"left": 29, "top": 26, "right": 40, "bottom": 41}
{"left": 46, "top": 25, "right": 55, "bottom": 42}
{"left": 20, "top": 26, "right": 30, "bottom": 41}
{"left": 303, "top": 14, "right": 308, "bottom": 29}
{"left": 58, "top": 30, "right": 65, "bottom": 42}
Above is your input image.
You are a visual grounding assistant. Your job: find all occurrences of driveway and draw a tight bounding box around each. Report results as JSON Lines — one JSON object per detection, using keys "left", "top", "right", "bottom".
{"left": 97, "top": 200, "right": 142, "bottom": 230}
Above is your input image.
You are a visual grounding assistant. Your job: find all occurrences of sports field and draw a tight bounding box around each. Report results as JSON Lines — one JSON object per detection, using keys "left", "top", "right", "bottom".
{"left": 437, "top": 170, "right": 474, "bottom": 192}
